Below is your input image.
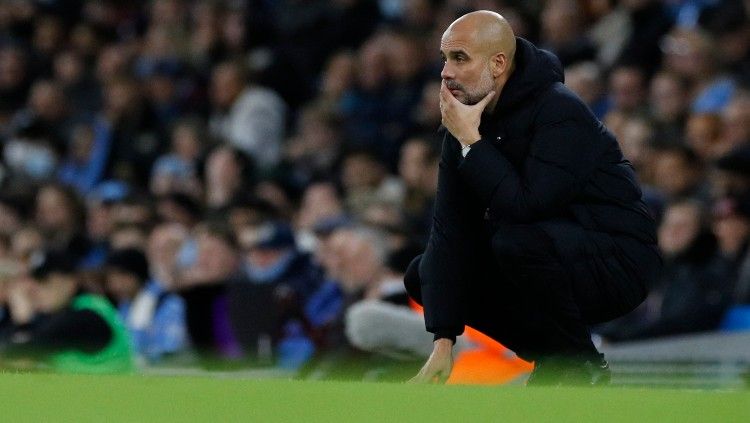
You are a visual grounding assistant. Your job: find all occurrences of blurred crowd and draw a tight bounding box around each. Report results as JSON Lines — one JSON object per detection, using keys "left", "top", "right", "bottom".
{"left": 0, "top": 0, "right": 748, "bottom": 379}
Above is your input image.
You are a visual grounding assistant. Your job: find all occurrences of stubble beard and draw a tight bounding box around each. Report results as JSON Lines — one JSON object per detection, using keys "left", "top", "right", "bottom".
{"left": 457, "top": 66, "right": 495, "bottom": 105}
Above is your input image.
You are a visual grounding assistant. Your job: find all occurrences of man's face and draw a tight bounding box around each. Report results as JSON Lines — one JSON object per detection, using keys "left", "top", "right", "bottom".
{"left": 33, "top": 274, "right": 76, "bottom": 313}
{"left": 440, "top": 28, "right": 495, "bottom": 105}
{"left": 106, "top": 270, "right": 141, "bottom": 302}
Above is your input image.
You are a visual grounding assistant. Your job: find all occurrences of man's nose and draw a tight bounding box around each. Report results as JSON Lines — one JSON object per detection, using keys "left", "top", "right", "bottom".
{"left": 440, "top": 62, "right": 454, "bottom": 80}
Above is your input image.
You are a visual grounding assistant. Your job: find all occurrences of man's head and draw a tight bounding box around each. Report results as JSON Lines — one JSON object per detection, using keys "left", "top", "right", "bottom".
{"left": 440, "top": 10, "right": 516, "bottom": 106}
{"left": 30, "top": 250, "right": 78, "bottom": 314}
{"left": 105, "top": 248, "right": 150, "bottom": 303}
{"left": 210, "top": 61, "right": 247, "bottom": 110}
{"left": 332, "top": 227, "right": 388, "bottom": 294}
{"left": 399, "top": 137, "right": 439, "bottom": 192}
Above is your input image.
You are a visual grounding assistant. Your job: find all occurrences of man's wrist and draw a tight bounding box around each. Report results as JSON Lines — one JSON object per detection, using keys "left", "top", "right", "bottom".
{"left": 433, "top": 334, "right": 456, "bottom": 345}
{"left": 459, "top": 132, "right": 481, "bottom": 147}
{"left": 433, "top": 338, "right": 454, "bottom": 352}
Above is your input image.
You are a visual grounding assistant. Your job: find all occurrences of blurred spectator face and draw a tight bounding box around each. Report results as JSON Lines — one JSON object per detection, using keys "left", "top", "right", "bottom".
{"left": 334, "top": 230, "right": 383, "bottom": 293}
{"left": 297, "top": 183, "right": 343, "bottom": 230}
{"left": 721, "top": 96, "right": 750, "bottom": 147}
{"left": 686, "top": 113, "right": 722, "bottom": 161}
{"left": 29, "top": 80, "right": 66, "bottom": 121}
{"left": 652, "top": 149, "right": 702, "bottom": 198}
{"left": 399, "top": 138, "right": 431, "bottom": 190}
{"left": 86, "top": 201, "right": 113, "bottom": 242}
{"left": 32, "top": 273, "right": 77, "bottom": 314}
{"left": 11, "top": 228, "right": 43, "bottom": 270}
{"left": 222, "top": 10, "right": 247, "bottom": 52}
{"left": 35, "top": 186, "right": 77, "bottom": 234}
{"left": 357, "top": 36, "right": 388, "bottom": 91}
{"left": 112, "top": 201, "right": 154, "bottom": 227}
{"left": 387, "top": 33, "right": 424, "bottom": 83}
{"left": 541, "top": 0, "right": 583, "bottom": 46}
{"left": 286, "top": 107, "right": 340, "bottom": 161}
{"left": 662, "top": 29, "right": 714, "bottom": 81}
{"left": 565, "top": 62, "right": 603, "bottom": 107}
{"left": 314, "top": 232, "right": 344, "bottom": 280}
{"left": 609, "top": 67, "right": 646, "bottom": 113}
{"left": 415, "top": 80, "right": 441, "bottom": 128}
{"left": 210, "top": 63, "right": 244, "bottom": 110}
{"left": 403, "top": 0, "right": 434, "bottom": 28}
{"left": 106, "top": 269, "right": 141, "bottom": 302}
{"left": 70, "top": 124, "right": 95, "bottom": 164}
{"left": 713, "top": 198, "right": 750, "bottom": 255}
{"left": 151, "top": 0, "right": 185, "bottom": 28}
{"left": 341, "top": 154, "right": 385, "bottom": 192}
{"left": 649, "top": 73, "right": 688, "bottom": 123}
{"left": 54, "top": 51, "right": 85, "bottom": 85}
{"left": 33, "top": 16, "right": 64, "bottom": 56}
{"left": 321, "top": 52, "right": 355, "bottom": 98}
{"left": 147, "top": 223, "right": 187, "bottom": 288}
{"left": 238, "top": 233, "right": 289, "bottom": 273}
{"left": 0, "top": 203, "right": 23, "bottom": 236}
{"left": 146, "top": 74, "right": 176, "bottom": 105}
{"left": 143, "top": 26, "right": 177, "bottom": 61}
{"left": 96, "top": 44, "right": 130, "bottom": 83}
{"left": 182, "top": 227, "right": 238, "bottom": 285}
{"left": 207, "top": 146, "right": 242, "bottom": 189}
{"left": 172, "top": 122, "right": 202, "bottom": 162}
{"left": 618, "top": 118, "right": 653, "bottom": 169}
{"left": 69, "top": 24, "right": 101, "bottom": 59}
{"left": 110, "top": 226, "right": 148, "bottom": 250}
{"left": 104, "top": 78, "right": 139, "bottom": 120}
{"left": 658, "top": 202, "right": 701, "bottom": 255}
{"left": 0, "top": 47, "right": 26, "bottom": 89}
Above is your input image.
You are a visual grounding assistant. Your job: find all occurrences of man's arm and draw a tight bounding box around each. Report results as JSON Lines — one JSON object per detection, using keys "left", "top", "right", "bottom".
{"left": 458, "top": 91, "right": 606, "bottom": 222}
{"left": 418, "top": 134, "right": 472, "bottom": 341}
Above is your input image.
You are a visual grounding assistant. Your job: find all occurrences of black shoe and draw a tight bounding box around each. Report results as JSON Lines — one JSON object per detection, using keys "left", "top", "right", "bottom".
{"left": 526, "top": 355, "right": 611, "bottom": 387}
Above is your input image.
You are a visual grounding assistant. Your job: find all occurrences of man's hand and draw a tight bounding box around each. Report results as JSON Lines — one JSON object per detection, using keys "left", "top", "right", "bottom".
{"left": 440, "top": 81, "right": 495, "bottom": 147}
{"left": 408, "top": 338, "right": 454, "bottom": 384}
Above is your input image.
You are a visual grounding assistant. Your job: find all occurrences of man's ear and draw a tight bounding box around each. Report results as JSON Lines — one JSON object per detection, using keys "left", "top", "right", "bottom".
{"left": 491, "top": 53, "right": 508, "bottom": 78}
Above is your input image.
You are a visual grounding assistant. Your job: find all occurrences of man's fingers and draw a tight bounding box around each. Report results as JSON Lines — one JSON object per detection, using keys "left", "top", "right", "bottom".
{"left": 440, "top": 80, "right": 461, "bottom": 106}
{"left": 437, "top": 368, "right": 450, "bottom": 384}
{"left": 476, "top": 90, "right": 496, "bottom": 109}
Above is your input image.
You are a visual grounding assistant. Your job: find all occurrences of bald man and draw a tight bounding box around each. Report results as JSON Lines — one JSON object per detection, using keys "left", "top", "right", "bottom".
{"left": 405, "top": 11, "right": 661, "bottom": 385}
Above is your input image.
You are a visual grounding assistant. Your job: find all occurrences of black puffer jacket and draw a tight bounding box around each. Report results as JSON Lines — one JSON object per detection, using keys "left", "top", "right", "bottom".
{"left": 419, "top": 37, "right": 661, "bottom": 338}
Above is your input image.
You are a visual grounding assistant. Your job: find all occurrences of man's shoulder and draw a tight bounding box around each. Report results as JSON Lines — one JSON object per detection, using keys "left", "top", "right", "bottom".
{"left": 533, "top": 82, "right": 596, "bottom": 124}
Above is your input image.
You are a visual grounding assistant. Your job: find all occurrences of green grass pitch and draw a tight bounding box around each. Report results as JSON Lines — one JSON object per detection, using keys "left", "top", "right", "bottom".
{"left": 1, "top": 372, "right": 748, "bottom": 422}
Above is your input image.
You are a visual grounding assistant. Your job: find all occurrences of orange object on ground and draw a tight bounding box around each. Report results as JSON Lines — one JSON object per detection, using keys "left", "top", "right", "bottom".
{"left": 409, "top": 299, "right": 533, "bottom": 385}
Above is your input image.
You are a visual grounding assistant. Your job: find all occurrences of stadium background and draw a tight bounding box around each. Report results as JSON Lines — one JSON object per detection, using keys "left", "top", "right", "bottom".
{"left": 0, "top": 0, "right": 749, "bottom": 400}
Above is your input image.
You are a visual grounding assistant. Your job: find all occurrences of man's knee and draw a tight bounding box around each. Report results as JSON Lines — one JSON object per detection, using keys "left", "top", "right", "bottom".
{"left": 404, "top": 254, "right": 423, "bottom": 304}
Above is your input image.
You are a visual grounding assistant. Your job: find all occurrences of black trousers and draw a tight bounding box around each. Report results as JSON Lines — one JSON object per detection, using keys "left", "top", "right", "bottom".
{"left": 405, "top": 223, "right": 653, "bottom": 362}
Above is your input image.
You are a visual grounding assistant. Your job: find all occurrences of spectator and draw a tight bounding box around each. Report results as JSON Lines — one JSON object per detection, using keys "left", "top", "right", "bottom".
{"left": 340, "top": 149, "right": 404, "bottom": 217}
{"left": 203, "top": 145, "right": 254, "bottom": 213}
{"left": 1, "top": 250, "right": 134, "bottom": 373}
{"left": 34, "top": 184, "right": 90, "bottom": 262}
{"left": 175, "top": 223, "right": 241, "bottom": 361}
{"left": 662, "top": 28, "right": 736, "bottom": 113}
{"left": 105, "top": 248, "right": 186, "bottom": 364}
{"left": 649, "top": 71, "right": 690, "bottom": 146}
{"left": 208, "top": 60, "right": 286, "bottom": 170}
{"left": 600, "top": 199, "right": 732, "bottom": 340}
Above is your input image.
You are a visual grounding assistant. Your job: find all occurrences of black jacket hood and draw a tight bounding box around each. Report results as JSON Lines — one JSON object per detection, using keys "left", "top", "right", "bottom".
{"left": 493, "top": 37, "right": 564, "bottom": 115}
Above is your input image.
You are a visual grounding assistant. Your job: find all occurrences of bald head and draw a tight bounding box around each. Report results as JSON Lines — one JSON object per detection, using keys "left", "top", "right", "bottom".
{"left": 445, "top": 11, "right": 516, "bottom": 61}
{"left": 440, "top": 11, "right": 516, "bottom": 106}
